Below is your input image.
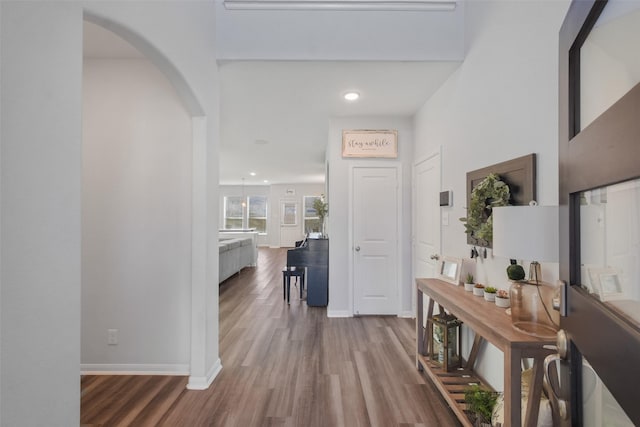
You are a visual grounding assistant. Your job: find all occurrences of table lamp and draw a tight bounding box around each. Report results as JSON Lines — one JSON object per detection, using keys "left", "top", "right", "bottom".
{"left": 492, "top": 202, "right": 559, "bottom": 338}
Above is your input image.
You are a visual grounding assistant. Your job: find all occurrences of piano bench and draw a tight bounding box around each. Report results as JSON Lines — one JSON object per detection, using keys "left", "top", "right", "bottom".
{"left": 282, "top": 266, "right": 305, "bottom": 304}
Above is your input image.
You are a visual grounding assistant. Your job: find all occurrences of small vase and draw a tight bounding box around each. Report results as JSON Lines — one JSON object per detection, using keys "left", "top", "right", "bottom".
{"left": 464, "top": 282, "right": 475, "bottom": 292}
{"left": 483, "top": 292, "right": 496, "bottom": 302}
{"left": 472, "top": 286, "right": 484, "bottom": 297}
{"left": 509, "top": 280, "right": 559, "bottom": 338}
{"left": 495, "top": 296, "right": 510, "bottom": 308}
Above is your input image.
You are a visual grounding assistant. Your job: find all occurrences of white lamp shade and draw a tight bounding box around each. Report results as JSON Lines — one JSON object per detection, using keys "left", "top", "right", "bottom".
{"left": 492, "top": 205, "right": 559, "bottom": 262}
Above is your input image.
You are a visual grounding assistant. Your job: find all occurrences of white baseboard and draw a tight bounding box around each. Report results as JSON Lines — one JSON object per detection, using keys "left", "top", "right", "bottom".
{"left": 187, "top": 358, "right": 222, "bottom": 390}
{"left": 81, "top": 363, "right": 189, "bottom": 376}
{"left": 327, "top": 310, "right": 414, "bottom": 318}
{"left": 327, "top": 309, "right": 352, "bottom": 318}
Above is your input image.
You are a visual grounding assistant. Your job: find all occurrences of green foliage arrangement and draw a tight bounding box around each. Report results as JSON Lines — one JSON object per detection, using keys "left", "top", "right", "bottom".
{"left": 460, "top": 173, "right": 510, "bottom": 246}
{"left": 464, "top": 384, "right": 499, "bottom": 425}
{"left": 484, "top": 286, "right": 497, "bottom": 294}
{"left": 465, "top": 273, "right": 474, "bottom": 284}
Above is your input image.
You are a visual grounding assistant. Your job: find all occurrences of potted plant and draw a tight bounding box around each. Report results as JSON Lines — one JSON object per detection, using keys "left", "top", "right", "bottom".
{"left": 483, "top": 286, "right": 497, "bottom": 302}
{"left": 313, "top": 196, "right": 328, "bottom": 237}
{"left": 506, "top": 261, "right": 526, "bottom": 281}
{"left": 472, "top": 283, "right": 485, "bottom": 297}
{"left": 464, "top": 384, "right": 499, "bottom": 426}
{"left": 495, "top": 289, "right": 510, "bottom": 308}
{"left": 464, "top": 273, "right": 475, "bottom": 292}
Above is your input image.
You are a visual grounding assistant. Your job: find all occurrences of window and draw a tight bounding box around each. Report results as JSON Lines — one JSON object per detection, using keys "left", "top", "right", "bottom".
{"left": 224, "top": 196, "right": 244, "bottom": 229}
{"left": 224, "top": 195, "right": 268, "bottom": 233}
{"left": 303, "top": 196, "right": 322, "bottom": 233}
{"left": 248, "top": 195, "right": 267, "bottom": 233}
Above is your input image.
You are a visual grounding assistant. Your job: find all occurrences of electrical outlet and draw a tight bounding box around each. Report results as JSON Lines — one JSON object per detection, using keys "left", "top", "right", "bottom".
{"left": 107, "top": 329, "right": 118, "bottom": 345}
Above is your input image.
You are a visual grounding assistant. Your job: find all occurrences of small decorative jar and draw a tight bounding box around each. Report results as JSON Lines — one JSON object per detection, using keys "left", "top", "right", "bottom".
{"left": 472, "top": 284, "right": 485, "bottom": 296}
{"left": 483, "top": 287, "right": 497, "bottom": 302}
{"left": 495, "top": 289, "right": 510, "bottom": 308}
{"left": 464, "top": 274, "right": 475, "bottom": 292}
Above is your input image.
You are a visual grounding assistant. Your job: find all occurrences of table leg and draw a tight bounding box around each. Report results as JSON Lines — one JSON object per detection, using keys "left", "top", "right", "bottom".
{"left": 504, "top": 346, "right": 523, "bottom": 427}
{"left": 424, "top": 298, "right": 434, "bottom": 354}
{"left": 416, "top": 287, "right": 424, "bottom": 370}
{"left": 523, "top": 358, "right": 545, "bottom": 427}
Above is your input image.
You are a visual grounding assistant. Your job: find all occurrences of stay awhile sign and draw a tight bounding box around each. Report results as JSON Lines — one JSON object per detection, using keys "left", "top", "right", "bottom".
{"left": 342, "top": 130, "right": 398, "bottom": 158}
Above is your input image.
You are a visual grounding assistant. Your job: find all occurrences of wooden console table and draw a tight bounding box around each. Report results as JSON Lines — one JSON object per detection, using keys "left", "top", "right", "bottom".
{"left": 416, "top": 278, "right": 555, "bottom": 427}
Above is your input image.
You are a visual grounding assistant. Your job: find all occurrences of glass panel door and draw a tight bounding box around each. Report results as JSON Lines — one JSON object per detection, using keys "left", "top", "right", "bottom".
{"left": 579, "top": 179, "right": 640, "bottom": 328}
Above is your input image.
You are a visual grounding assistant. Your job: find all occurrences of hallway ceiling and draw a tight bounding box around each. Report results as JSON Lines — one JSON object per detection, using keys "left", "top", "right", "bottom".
{"left": 218, "top": 60, "right": 460, "bottom": 185}
{"left": 84, "top": 19, "right": 462, "bottom": 186}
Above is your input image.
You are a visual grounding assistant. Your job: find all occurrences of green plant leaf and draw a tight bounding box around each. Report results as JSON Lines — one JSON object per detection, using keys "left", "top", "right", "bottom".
{"left": 460, "top": 173, "right": 510, "bottom": 246}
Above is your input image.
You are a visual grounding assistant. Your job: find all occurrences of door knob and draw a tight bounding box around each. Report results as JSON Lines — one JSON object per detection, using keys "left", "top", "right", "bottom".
{"left": 430, "top": 254, "right": 440, "bottom": 260}
{"left": 543, "top": 329, "right": 568, "bottom": 359}
{"left": 355, "top": 246, "right": 360, "bottom": 252}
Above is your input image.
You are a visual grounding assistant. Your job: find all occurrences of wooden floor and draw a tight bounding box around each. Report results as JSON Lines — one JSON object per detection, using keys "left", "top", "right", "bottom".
{"left": 81, "top": 248, "right": 461, "bottom": 426}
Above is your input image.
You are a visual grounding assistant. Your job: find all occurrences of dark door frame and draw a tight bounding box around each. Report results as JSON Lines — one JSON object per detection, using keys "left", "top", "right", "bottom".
{"left": 559, "top": 1, "right": 640, "bottom": 425}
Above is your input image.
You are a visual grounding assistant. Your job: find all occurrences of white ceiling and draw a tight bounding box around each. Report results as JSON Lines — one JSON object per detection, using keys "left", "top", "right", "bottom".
{"left": 219, "top": 60, "right": 460, "bottom": 185}
{"left": 83, "top": 19, "right": 462, "bottom": 186}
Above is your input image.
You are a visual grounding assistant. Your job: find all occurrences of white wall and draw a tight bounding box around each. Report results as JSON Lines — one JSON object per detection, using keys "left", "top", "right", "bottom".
{"left": 1, "top": 3, "right": 83, "bottom": 425}
{"left": 83, "top": 1, "right": 221, "bottom": 392}
{"left": 1, "top": 2, "right": 219, "bottom": 424}
{"left": 327, "top": 117, "right": 414, "bottom": 317}
{"left": 82, "top": 58, "right": 192, "bottom": 372}
{"left": 413, "top": 0, "right": 569, "bottom": 390}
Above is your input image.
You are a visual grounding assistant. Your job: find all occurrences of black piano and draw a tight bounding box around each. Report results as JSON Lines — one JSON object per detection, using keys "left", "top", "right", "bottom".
{"left": 287, "top": 237, "right": 328, "bottom": 306}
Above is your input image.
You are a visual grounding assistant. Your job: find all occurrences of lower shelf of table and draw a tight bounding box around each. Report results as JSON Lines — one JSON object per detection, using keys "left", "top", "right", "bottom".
{"left": 417, "top": 354, "right": 493, "bottom": 427}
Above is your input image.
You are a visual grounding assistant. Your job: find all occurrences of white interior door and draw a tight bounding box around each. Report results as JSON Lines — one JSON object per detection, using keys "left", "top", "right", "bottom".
{"left": 414, "top": 154, "right": 441, "bottom": 280}
{"left": 352, "top": 166, "right": 399, "bottom": 315}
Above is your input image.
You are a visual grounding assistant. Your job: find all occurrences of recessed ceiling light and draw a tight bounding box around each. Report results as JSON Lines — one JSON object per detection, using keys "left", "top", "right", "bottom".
{"left": 344, "top": 92, "right": 360, "bottom": 101}
{"left": 263, "top": 180, "right": 269, "bottom": 183}
{"left": 249, "top": 172, "right": 257, "bottom": 176}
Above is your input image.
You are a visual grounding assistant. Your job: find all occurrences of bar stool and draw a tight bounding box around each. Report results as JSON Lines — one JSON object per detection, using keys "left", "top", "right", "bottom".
{"left": 282, "top": 266, "right": 305, "bottom": 304}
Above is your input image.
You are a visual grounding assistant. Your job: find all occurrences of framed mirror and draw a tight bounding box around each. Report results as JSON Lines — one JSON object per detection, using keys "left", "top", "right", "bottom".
{"left": 464, "top": 154, "right": 536, "bottom": 247}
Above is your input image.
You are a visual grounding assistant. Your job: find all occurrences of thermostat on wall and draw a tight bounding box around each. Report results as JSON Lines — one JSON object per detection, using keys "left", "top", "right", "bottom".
{"left": 439, "top": 190, "right": 453, "bottom": 207}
